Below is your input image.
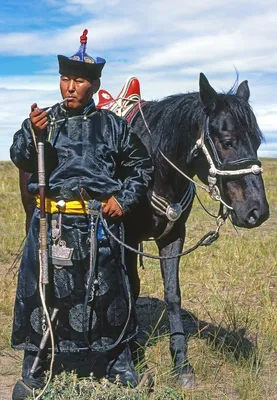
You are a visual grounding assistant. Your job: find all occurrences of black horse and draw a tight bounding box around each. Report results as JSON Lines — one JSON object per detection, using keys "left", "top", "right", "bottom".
{"left": 18, "top": 73, "right": 269, "bottom": 387}
{"left": 123, "top": 72, "right": 269, "bottom": 387}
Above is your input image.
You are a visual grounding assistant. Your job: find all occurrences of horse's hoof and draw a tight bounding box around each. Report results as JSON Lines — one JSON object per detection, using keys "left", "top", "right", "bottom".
{"left": 178, "top": 371, "right": 195, "bottom": 389}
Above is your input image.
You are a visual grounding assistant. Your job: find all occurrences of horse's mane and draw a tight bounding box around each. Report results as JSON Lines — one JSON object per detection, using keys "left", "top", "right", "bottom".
{"left": 146, "top": 93, "right": 202, "bottom": 166}
{"left": 145, "top": 88, "right": 263, "bottom": 169}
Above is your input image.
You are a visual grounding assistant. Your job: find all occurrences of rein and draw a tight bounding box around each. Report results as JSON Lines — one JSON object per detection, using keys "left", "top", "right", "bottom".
{"left": 100, "top": 97, "right": 232, "bottom": 242}
{"left": 100, "top": 208, "right": 227, "bottom": 260}
{"left": 83, "top": 201, "right": 137, "bottom": 351}
{"left": 94, "top": 95, "right": 263, "bottom": 260}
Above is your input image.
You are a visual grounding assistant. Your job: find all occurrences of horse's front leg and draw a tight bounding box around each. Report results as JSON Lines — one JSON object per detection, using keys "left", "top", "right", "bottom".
{"left": 157, "top": 225, "right": 195, "bottom": 388}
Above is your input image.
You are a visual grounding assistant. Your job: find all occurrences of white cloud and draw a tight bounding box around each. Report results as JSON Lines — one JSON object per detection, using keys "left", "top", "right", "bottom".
{"left": 0, "top": 0, "right": 276, "bottom": 160}
{"left": 258, "top": 142, "right": 277, "bottom": 158}
{"left": 0, "top": 20, "right": 140, "bottom": 56}
{"left": 256, "top": 108, "right": 277, "bottom": 133}
{"left": 0, "top": 85, "right": 61, "bottom": 161}
{"left": 0, "top": 76, "right": 59, "bottom": 91}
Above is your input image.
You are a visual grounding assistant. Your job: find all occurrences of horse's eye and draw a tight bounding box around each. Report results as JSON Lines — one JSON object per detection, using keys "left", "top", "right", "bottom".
{"left": 222, "top": 139, "right": 233, "bottom": 149}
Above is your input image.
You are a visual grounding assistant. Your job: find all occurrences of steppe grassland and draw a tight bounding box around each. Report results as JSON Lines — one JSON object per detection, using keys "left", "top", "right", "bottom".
{"left": 0, "top": 159, "right": 276, "bottom": 399}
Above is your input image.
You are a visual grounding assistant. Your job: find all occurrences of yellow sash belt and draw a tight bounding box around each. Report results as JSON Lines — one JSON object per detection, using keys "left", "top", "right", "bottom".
{"left": 36, "top": 196, "right": 88, "bottom": 214}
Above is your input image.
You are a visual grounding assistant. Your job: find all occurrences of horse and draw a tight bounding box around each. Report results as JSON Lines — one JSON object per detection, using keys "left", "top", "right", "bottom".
{"left": 18, "top": 73, "right": 269, "bottom": 387}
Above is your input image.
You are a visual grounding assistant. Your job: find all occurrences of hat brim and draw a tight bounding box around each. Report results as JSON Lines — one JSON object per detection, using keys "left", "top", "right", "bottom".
{"left": 58, "top": 55, "right": 105, "bottom": 80}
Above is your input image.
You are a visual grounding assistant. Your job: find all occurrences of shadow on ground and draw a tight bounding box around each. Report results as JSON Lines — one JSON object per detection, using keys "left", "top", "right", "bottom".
{"left": 54, "top": 295, "right": 255, "bottom": 378}
{"left": 135, "top": 296, "right": 255, "bottom": 361}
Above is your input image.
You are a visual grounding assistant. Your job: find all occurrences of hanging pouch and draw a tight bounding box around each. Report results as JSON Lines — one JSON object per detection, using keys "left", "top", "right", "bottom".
{"left": 49, "top": 213, "right": 73, "bottom": 266}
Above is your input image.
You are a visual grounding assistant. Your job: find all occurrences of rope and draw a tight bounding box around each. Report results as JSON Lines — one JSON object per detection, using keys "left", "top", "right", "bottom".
{"left": 100, "top": 212, "right": 222, "bottom": 260}
{"left": 83, "top": 213, "right": 99, "bottom": 347}
{"left": 159, "top": 150, "right": 233, "bottom": 210}
{"left": 33, "top": 254, "right": 55, "bottom": 400}
{"left": 93, "top": 98, "right": 227, "bottom": 258}
{"left": 194, "top": 191, "right": 219, "bottom": 219}
{"left": 83, "top": 202, "right": 137, "bottom": 352}
{"left": 98, "top": 96, "right": 233, "bottom": 213}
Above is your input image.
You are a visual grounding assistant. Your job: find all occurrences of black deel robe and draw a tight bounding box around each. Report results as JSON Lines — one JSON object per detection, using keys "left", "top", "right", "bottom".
{"left": 10, "top": 103, "right": 153, "bottom": 353}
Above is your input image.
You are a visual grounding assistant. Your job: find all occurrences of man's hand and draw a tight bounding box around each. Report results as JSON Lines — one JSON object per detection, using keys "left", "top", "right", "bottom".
{"left": 102, "top": 197, "right": 124, "bottom": 219}
{"left": 30, "top": 103, "right": 49, "bottom": 136}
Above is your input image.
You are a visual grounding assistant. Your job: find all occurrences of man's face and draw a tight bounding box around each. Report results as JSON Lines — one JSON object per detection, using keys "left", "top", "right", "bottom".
{"left": 60, "top": 75, "right": 94, "bottom": 111}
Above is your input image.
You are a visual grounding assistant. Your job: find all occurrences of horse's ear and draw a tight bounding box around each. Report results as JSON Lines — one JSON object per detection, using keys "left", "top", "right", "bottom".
{"left": 236, "top": 80, "right": 250, "bottom": 102}
{"left": 199, "top": 72, "right": 218, "bottom": 113}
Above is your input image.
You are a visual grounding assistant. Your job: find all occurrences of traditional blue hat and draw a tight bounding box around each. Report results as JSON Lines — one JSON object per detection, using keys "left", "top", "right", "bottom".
{"left": 58, "top": 29, "right": 106, "bottom": 80}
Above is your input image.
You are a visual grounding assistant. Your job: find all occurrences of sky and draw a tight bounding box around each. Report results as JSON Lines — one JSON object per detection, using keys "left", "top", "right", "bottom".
{"left": 0, "top": 0, "right": 276, "bottom": 161}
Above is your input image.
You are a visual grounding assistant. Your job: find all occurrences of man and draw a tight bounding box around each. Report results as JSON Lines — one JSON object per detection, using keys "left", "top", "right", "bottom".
{"left": 10, "top": 29, "right": 153, "bottom": 399}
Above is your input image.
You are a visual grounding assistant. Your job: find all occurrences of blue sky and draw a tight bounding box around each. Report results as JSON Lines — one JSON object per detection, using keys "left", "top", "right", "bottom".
{"left": 0, "top": 0, "right": 276, "bottom": 161}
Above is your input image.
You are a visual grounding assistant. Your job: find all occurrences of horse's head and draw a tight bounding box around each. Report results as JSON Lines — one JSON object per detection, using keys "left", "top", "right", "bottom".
{"left": 193, "top": 73, "right": 269, "bottom": 228}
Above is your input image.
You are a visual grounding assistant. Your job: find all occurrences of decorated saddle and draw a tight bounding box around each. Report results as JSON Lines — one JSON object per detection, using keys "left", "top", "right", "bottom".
{"left": 96, "top": 76, "right": 145, "bottom": 123}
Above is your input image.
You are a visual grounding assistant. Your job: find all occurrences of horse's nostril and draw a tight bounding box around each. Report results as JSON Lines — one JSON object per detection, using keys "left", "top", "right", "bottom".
{"left": 247, "top": 209, "right": 259, "bottom": 225}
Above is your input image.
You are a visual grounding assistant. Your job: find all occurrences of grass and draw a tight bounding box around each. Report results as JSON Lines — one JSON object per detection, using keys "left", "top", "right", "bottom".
{"left": 1, "top": 159, "right": 277, "bottom": 399}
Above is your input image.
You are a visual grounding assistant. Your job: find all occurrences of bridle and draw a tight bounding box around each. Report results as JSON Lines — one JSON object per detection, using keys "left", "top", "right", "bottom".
{"left": 159, "top": 115, "right": 263, "bottom": 212}
{"left": 195, "top": 117, "right": 262, "bottom": 177}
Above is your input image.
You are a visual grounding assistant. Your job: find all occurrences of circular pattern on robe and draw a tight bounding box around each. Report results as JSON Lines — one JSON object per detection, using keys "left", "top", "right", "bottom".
{"left": 58, "top": 340, "right": 79, "bottom": 352}
{"left": 16, "top": 343, "right": 39, "bottom": 352}
{"left": 53, "top": 268, "right": 74, "bottom": 298}
{"left": 97, "top": 271, "right": 110, "bottom": 296}
{"left": 91, "top": 336, "right": 115, "bottom": 351}
{"left": 69, "top": 304, "right": 97, "bottom": 333}
{"left": 30, "top": 307, "right": 44, "bottom": 335}
{"left": 107, "top": 297, "right": 127, "bottom": 327}
{"left": 18, "top": 269, "right": 37, "bottom": 298}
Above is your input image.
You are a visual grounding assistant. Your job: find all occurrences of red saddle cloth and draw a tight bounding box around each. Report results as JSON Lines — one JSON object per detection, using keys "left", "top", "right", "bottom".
{"left": 96, "top": 76, "right": 143, "bottom": 121}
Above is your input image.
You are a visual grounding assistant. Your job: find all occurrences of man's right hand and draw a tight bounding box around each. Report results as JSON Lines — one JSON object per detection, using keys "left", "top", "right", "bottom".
{"left": 30, "top": 103, "right": 49, "bottom": 136}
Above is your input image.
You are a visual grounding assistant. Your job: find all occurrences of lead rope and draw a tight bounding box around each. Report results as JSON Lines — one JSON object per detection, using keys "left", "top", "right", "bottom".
{"left": 83, "top": 207, "right": 99, "bottom": 347}
{"left": 101, "top": 97, "right": 262, "bottom": 213}
{"left": 97, "top": 97, "right": 228, "bottom": 255}
{"left": 98, "top": 96, "right": 232, "bottom": 212}
{"left": 100, "top": 210, "right": 226, "bottom": 260}
{"left": 101, "top": 97, "right": 225, "bottom": 219}
{"left": 111, "top": 98, "right": 234, "bottom": 212}
{"left": 84, "top": 200, "right": 136, "bottom": 352}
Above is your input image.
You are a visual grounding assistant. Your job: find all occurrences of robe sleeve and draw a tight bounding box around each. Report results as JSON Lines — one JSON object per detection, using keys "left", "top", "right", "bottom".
{"left": 10, "top": 118, "right": 38, "bottom": 172}
{"left": 10, "top": 118, "right": 57, "bottom": 175}
{"left": 113, "top": 119, "right": 153, "bottom": 214}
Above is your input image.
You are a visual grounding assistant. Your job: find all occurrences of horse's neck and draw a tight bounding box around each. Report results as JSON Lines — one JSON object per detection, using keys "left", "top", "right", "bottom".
{"left": 151, "top": 165, "right": 192, "bottom": 205}
{"left": 151, "top": 124, "right": 200, "bottom": 202}
{"left": 139, "top": 96, "right": 202, "bottom": 201}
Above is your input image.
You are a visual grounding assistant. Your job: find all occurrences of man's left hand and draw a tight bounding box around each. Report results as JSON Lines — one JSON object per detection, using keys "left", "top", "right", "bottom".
{"left": 102, "top": 197, "right": 124, "bottom": 219}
